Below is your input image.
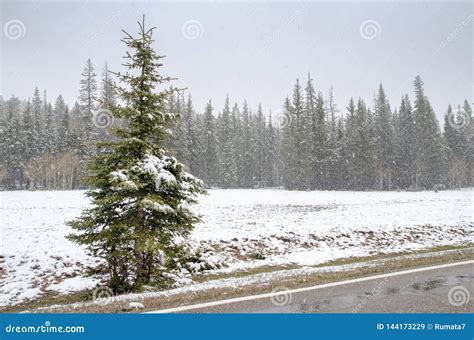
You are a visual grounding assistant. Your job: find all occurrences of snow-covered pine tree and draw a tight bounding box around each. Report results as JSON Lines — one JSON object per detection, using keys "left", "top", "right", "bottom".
{"left": 463, "top": 100, "right": 473, "bottom": 186}
{"left": 255, "top": 104, "right": 266, "bottom": 188}
{"left": 444, "top": 105, "right": 468, "bottom": 188}
{"left": 281, "top": 79, "right": 307, "bottom": 190}
{"left": 217, "top": 95, "right": 237, "bottom": 188}
{"left": 57, "top": 105, "right": 71, "bottom": 152}
{"left": 197, "top": 100, "right": 219, "bottom": 187}
{"left": 281, "top": 96, "right": 296, "bottom": 189}
{"left": 394, "top": 94, "right": 416, "bottom": 189}
{"left": 240, "top": 101, "right": 254, "bottom": 188}
{"left": 43, "top": 98, "right": 56, "bottom": 156}
{"left": 304, "top": 74, "right": 318, "bottom": 189}
{"left": 413, "top": 76, "right": 444, "bottom": 190}
{"left": 335, "top": 115, "right": 348, "bottom": 189}
{"left": 183, "top": 95, "right": 199, "bottom": 173}
{"left": 264, "top": 113, "right": 278, "bottom": 187}
{"left": 346, "top": 98, "right": 376, "bottom": 190}
{"left": 3, "top": 97, "right": 25, "bottom": 189}
{"left": 231, "top": 103, "right": 243, "bottom": 187}
{"left": 32, "top": 88, "right": 43, "bottom": 156}
{"left": 67, "top": 17, "right": 206, "bottom": 292}
{"left": 100, "top": 62, "right": 117, "bottom": 109}
{"left": 373, "top": 84, "right": 395, "bottom": 190}
{"left": 79, "top": 58, "right": 98, "bottom": 133}
{"left": 326, "top": 86, "right": 340, "bottom": 190}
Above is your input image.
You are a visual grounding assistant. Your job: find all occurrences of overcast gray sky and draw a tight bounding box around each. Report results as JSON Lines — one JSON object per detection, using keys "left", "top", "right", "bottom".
{"left": 1, "top": 0, "right": 472, "bottom": 119}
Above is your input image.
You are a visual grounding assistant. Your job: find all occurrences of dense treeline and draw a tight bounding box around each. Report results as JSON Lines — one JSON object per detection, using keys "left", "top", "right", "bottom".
{"left": 166, "top": 75, "right": 472, "bottom": 191}
{"left": 0, "top": 60, "right": 115, "bottom": 190}
{"left": 0, "top": 60, "right": 472, "bottom": 191}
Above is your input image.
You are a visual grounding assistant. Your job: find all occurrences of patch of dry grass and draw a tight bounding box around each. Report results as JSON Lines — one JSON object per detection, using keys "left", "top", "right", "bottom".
{"left": 2, "top": 245, "right": 472, "bottom": 314}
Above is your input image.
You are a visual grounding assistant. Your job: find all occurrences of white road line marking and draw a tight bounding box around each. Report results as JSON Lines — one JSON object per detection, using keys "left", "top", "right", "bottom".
{"left": 147, "top": 260, "right": 474, "bottom": 313}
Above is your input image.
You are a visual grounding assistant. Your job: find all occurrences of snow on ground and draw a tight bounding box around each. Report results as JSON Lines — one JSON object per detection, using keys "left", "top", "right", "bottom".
{"left": 0, "top": 189, "right": 472, "bottom": 307}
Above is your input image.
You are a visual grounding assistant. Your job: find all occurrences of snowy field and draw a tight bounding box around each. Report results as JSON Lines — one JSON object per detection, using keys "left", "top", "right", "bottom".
{"left": 0, "top": 189, "right": 473, "bottom": 307}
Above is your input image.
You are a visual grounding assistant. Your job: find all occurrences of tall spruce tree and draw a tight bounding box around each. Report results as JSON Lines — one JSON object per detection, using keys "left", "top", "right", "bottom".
{"left": 373, "top": 84, "right": 395, "bottom": 190}
{"left": 68, "top": 17, "right": 205, "bottom": 292}
{"left": 3, "top": 96, "right": 24, "bottom": 189}
{"left": 217, "top": 95, "right": 237, "bottom": 188}
{"left": 241, "top": 101, "right": 254, "bottom": 188}
{"left": 346, "top": 98, "right": 376, "bottom": 190}
{"left": 395, "top": 94, "right": 416, "bottom": 189}
{"left": 462, "top": 100, "right": 473, "bottom": 186}
{"left": 444, "top": 105, "right": 468, "bottom": 188}
{"left": 100, "top": 63, "right": 116, "bottom": 109}
{"left": 79, "top": 58, "right": 98, "bottom": 132}
{"left": 281, "top": 80, "right": 307, "bottom": 190}
{"left": 413, "top": 76, "right": 444, "bottom": 189}
{"left": 197, "top": 100, "right": 219, "bottom": 187}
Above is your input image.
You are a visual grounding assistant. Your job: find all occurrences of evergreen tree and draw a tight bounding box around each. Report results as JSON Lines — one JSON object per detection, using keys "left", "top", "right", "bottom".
{"left": 281, "top": 80, "right": 307, "bottom": 190}
{"left": 100, "top": 62, "right": 116, "bottom": 108}
{"left": 255, "top": 104, "right": 266, "bottom": 187}
{"left": 43, "top": 102, "right": 56, "bottom": 155}
{"left": 3, "top": 97, "right": 25, "bottom": 189}
{"left": 326, "top": 86, "right": 339, "bottom": 189}
{"left": 308, "top": 84, "right": 329, "bottom": 190}
{"left": 182, "top": 95, "right": 198, "bottom": 173}
{"left": 394, "top": 94, "right": 416, "bottom": 189}
{"left": 373, "top": 84, "right": 395, "bottom": 190}
{"left": 32, "top": 87, "right": 43, "bottom": 156}
{"left": 79, "top": 58, "right": 98, "bottom": 131}
{"left": 346, "top": 98, "right": 376, "bottom": 189}
{"left": 462, "top": 100, "right": 473, "bottom": 186}
{"left": 198, "top": 100, "right": 219, "bottom": 187}
{"left": 22, "top": 100, "right": 36, "bottom": 167}
{"left": 217, "top": 95, "right": 237, "bottom": 188}
{"left": 444, "top": 105, "right": 468, "bottom": 188}
{"left": 58, "top": 105, "right": 72, "bottom": 152}
{"left": 231, "top": 103, "right": 243, "bottom": 187}
{"left": 264, "top": 114, "right": 278, "bottom": 186}
{"left": 68, "top": 17, "right": 205, "bottom": 292}
{"left": 241, "top": 101, "right": 254, "bottom": 188}
{"left": 413, "top": 76, "right": 444, "bottom": 189}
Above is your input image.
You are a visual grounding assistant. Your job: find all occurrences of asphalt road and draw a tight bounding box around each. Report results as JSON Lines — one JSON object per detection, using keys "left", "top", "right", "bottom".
{"left": 153, "top": 261, "right": 473, "bottom": 313}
